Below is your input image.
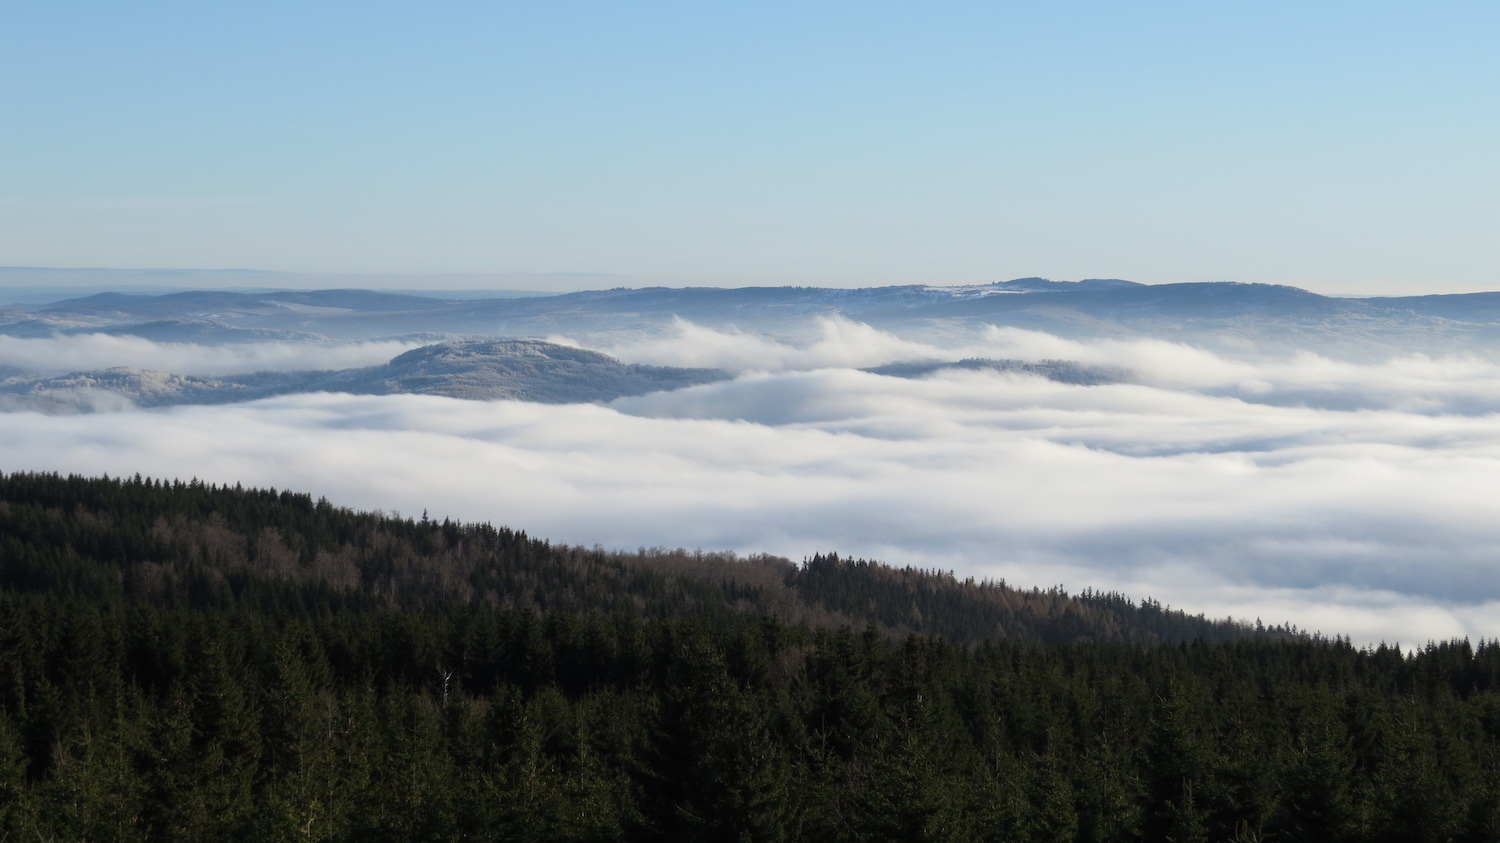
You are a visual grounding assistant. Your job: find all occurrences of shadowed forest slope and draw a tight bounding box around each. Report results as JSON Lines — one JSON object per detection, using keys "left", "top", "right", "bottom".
{"left": 0, "top": 471, "right": 1275, "bottom": 646}
{"left": 0, "top": 471, "right": 1496, "bottom": 841}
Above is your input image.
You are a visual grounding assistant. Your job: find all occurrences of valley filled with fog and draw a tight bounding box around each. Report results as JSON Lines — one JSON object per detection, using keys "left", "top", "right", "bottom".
{"left": 4, "top": 280, "right": 1500, "bottom": 648}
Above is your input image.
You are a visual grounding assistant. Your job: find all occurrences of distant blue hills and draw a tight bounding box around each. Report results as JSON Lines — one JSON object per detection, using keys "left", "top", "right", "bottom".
{"left": 4, "top": 275, "right": 1500, "bottom": 354}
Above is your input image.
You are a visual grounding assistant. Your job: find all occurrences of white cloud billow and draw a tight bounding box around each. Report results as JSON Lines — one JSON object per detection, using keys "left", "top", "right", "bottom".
{"left": 562, "top": 315, "right": 956, "bottom": 373}
{"left": 0, "top": 334, "right": 423, "bottom": 377}
{"left": 3, "top": 322, "right": 1499, "bottom": 648}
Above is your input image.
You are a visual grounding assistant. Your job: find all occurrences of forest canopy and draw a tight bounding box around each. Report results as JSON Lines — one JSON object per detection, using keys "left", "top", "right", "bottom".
{"left": 0, "top": 471, "right": 1495, "bottom": 841}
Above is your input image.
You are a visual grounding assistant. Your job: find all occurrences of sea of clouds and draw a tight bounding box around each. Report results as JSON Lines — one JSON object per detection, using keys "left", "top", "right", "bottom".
{"left": 0, "top": 333, "right": 422, "bottom": 377}
{"left": 4, "top": 318, "right": 1499, "bottom": 647}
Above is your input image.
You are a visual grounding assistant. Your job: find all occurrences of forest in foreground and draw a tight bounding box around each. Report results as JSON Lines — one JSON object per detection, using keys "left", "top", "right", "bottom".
{"left": 0, "top": 471, "right": 1497, "bottom": 841}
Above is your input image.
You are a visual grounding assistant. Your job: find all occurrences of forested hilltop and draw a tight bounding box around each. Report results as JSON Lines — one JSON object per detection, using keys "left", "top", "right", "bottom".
{"left": 1, "top": 471, "right": 1497, "bottom": 840}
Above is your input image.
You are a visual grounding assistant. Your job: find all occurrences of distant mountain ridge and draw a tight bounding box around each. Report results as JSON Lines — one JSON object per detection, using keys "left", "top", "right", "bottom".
{"left": 7, "top": 276, "right": 1500, "bottom": 354}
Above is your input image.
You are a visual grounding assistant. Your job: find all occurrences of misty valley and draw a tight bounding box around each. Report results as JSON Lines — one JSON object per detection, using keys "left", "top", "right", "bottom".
{"left": 3, "top": 276, "right": 1500, "bottom": 840}
{"left": 5, "top": 276, "right": 1500, "bottom": 646}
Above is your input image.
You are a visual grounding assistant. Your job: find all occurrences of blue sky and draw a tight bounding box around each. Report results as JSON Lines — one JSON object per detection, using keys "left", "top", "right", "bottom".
{"left": 4, "top": 2, "right": 1496, "bottom": 294}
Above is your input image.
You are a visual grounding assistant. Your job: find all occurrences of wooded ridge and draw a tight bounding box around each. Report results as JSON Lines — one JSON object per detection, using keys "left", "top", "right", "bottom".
{"left": 0, "top": 471, "right": 1495, "bottom": 840}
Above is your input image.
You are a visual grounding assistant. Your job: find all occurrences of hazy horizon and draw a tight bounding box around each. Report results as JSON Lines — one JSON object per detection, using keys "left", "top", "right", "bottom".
{"left": 5, "top": 265, "right": 1500, "bottom": 300}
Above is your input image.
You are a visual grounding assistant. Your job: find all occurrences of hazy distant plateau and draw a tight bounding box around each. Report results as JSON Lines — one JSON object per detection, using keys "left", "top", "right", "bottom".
{"left": 8, "top": 272, "right": 1500, "bottom": 357}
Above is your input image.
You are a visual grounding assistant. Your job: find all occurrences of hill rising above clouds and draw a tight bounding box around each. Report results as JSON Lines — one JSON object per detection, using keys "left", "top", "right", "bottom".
{"left": 0, "top": 338, "right": 1127, "bottom": 413}
{"left": 0, "top": 339, "right": 730, "bottom": 411}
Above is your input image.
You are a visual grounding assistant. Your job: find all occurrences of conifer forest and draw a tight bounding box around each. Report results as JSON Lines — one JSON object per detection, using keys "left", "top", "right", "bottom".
{"left": 0, "top": 471, "right": 1496, "bottom": 841}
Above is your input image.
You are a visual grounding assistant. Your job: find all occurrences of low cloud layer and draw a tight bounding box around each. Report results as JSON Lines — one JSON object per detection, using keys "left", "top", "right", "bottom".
{"left": 4, "top": 322, "right": 1499, "bottom": 647}
{"left": 568, "top": 316, "right": 945, "bottom": 374}
{"left": 0, "top": 334, "right": 423, "bottom": 377}
{"left": 594, "top": 318, "right": 1500, "bottom": 416}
